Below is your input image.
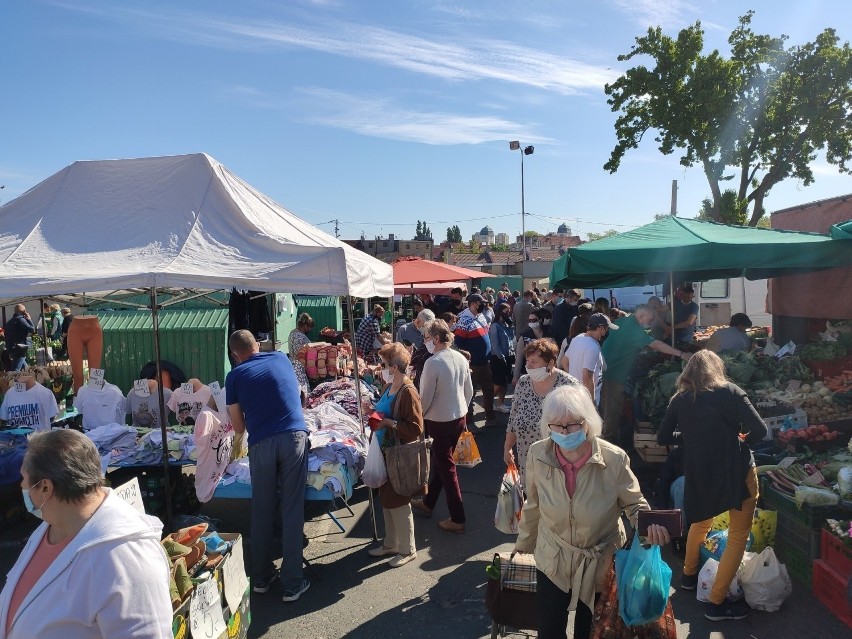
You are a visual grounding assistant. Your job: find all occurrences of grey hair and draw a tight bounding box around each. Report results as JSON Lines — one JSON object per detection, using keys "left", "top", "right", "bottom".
{"left": 416, "top": 309, "right": 436, "bottom": 324}
{"left": 423, "top": 319, "right": 454, "bottom": 345}
{"left": 23, "top": 430, "right": 104, "bottom": 503}
{"left": 539, "top": 385, "right": 603, "bottom": 440}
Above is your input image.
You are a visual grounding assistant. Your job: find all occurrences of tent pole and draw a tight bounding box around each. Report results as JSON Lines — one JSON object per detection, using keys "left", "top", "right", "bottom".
{"left": 39, "top": 297, "right": 50, "bottom": 363}
{"left": 347, "top": 295, "right": 378, "bottom": 541}
{"left": 150, "top": 287, "right": 174, "bottom": 530}
{"left": 669, "top": 272, "right": 676, "bottom": 349}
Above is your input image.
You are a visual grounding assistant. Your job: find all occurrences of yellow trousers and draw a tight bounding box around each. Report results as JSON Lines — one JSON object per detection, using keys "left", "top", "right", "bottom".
{"left": 683, "top": 467, "right": 758, "bottom": 605}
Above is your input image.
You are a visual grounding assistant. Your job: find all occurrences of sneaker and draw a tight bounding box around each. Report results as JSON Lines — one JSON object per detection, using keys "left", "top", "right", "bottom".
{"left": 252, "top": 569, "right": 279, "bottom": 594}
{"left": 680, "top": 572, "right": 697, "bottom": 590}
{"left": 495, "top": 404, "right": 510, "bottom": 414}
{"left": 281, "top": 579, "right": 311, "bottom": 603}
{"left": 368, "top": 546, "right": 398, "bottom": 557}
{"left": 388, "top": 552, "right": 417, "bottom": 568}
{"left": 704, "top": 600, "right": 749, "bottom": 621}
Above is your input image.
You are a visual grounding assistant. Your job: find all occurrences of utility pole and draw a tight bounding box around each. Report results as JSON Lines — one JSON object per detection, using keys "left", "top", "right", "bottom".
{"left": 334, "top": 219, "right": 340, "bottom": 238}
{"left": 670, "top": 180, "right": 678, "bottom": 216}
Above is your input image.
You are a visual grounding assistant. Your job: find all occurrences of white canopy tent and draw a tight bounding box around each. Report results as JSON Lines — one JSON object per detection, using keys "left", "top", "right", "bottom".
{"left": 0, "top": 153, "right": 392, "bottom": 298}
{"left": 0, "top": 153, "right": 391, "bottom": 530}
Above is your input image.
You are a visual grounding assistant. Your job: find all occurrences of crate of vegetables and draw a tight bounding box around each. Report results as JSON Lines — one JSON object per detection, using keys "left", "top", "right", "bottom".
{"left": 775, "top": 423, "right": 850, "bottom": 453}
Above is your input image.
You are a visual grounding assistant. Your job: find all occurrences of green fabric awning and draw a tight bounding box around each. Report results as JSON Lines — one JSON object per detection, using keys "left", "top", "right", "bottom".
{"left": 550, "top": 216, "right": 852, "bottom": 289}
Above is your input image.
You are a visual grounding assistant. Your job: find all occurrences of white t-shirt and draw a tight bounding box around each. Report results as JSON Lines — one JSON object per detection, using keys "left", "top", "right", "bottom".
{"left": 74, "top": 382, "right": 127, "bottom": 430}
{"left": 125, "top": 387, "right": 173, "bottom": 429}
{"left": 564, "top": 334, "right": 605, "bottom": 405}
{"left": 0, "top": 384, "right": 59, "bottom": 431}
{"left": 167, "top": 385, "right": 213, "bottom": 427}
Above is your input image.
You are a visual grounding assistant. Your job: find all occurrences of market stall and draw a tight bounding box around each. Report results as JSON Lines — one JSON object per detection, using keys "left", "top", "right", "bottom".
{"left": 0, "top": 153, "right": 393, "bottom": 526}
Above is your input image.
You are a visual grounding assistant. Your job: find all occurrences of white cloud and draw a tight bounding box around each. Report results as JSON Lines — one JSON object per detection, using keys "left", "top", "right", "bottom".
{"left": 291, "top": 87, "right": 552, "bottom": 145}
{"left": 612, "top": 0, "right": 696, "bottom": 28}
{"left": 52, "top": 4, "right": 615, "bottom": 95}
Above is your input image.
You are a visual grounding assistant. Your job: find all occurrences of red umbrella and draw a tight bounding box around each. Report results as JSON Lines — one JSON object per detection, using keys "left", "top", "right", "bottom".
{"left": 392, "top": 257, "right": 484, "bottom": 285}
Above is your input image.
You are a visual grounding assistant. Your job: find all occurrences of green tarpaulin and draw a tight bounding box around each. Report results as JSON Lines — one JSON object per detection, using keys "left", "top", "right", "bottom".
{"left": 550, "top": 216, "right": 852, "bottom": 289}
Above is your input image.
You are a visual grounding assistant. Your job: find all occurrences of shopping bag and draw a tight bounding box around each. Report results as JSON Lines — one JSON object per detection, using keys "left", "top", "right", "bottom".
{"left": 494, "top": 464, "right": 523, "bottom": 534}
{"left": 591, "top": 555, "right": 677, "bottom": 639}
{"left": 711, "top": 508, "right": 776, "bottom": 552}
{"left": 696, "top": 556, "right": 746, "bottom": 603}
{"left": 615, "top": 533, "right": 672, "bottom": 627}
{"left": 453, "top": 429, "right": 482, "bottom": 468}
{"left": 362, "top": 435, "right": 388, "bottom": 489}
{"left": 740, "top": 546, "right": 792, "bottom": 612}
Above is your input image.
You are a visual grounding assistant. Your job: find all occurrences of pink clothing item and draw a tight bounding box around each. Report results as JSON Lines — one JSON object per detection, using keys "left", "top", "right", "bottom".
{"left": 6, "top": 530, "right": 73, "bottom": 634}
{"left": 193, "top": 408, "right": 234, "bottom": 503}
{"left": 554, "top": 441, "right": 593, "bottom": 498}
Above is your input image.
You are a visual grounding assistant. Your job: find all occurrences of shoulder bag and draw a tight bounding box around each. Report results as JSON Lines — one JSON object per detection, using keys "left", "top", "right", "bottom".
{"left": 384, "top": 382, "right": 432, "bottom": 497}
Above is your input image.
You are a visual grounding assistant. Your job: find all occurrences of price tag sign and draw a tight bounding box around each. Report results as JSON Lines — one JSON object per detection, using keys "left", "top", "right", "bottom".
{"left": 133, "top": 379, "right": 151, "bottom": 397}
{"left": 778, "top": 456, "right": 798, "bottom": 469}
{"left": 88, "top": 368, "right": 105, "bottom": 389}
{"left": 786, "top": 380, "right": 801, "bottom": 392}
{"left": 222, "top": 537, "right": 249, "bottom": 612}
{"left": 113, "top": 477, "right": 145, "bottom": 514}
{"left": 209, "top": 381, "right": 221, "bottom": 394}
{"left": 189, "top": 579, "right": 226, "bottom": 639}
{"left": 14, "top": 382, "right": 26, "bottom": 393}
{"left": 181, "top": 382, "right": 195, "bottom": 395}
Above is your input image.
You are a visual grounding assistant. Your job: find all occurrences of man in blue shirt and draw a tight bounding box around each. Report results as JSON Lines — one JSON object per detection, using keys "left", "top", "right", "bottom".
{"left": 226, "top": 330, "right": 310, "bottom": 603}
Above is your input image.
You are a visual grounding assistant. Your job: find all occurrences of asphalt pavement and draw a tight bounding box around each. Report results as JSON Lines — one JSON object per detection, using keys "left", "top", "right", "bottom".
{"left": 1, "top": 393, "right": 848, "bottom": 638}
{"left": 201, "top": 395, "right": 851, "bottom": 639}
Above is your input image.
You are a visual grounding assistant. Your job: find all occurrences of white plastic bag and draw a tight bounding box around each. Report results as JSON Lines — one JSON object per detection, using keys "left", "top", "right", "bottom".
{"left": 696, "top": 557, "right": 745, "bottom": 603}
{"left": 362, "top": 435, "right": 388, "bottom": 489}
{"left": 494, "top": 464, "right": 523, "bottom": 534}
{"left": 740, "top": 547, "right": 793, "bottom": 612}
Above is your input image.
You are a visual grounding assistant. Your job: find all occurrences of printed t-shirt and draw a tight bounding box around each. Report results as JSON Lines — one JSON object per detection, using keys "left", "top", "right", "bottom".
{"left": 0, "top": 384, "right": 59, "bottom": 431}
{"left": 601, "top": 315, "right": 654, "bottom": 385}
{"left": 125, "top": 387, "right": 173, "bottom": 429}
{"left": 194, "top": 405, "right": 233, "bottom": 503}
{"left": 73, "top": 382, "right": 126, "bottom": 430}
{"left": 167, "top": 386, "right": 213, "bottom": 427}
{"left": 225, "top": 351, "right": 307, "bottom": 446}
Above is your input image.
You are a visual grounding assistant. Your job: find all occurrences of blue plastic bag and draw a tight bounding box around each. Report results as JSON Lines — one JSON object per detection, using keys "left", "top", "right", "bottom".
{"left": 614, "top": 533, "right": 673, "bottom": 627}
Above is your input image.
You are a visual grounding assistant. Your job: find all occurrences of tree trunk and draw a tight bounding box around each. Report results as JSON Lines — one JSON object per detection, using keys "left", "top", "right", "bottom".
{"left": 748, "top": 192, "right": 765, "bottom": 226}
{"left": 702, "top": 159, "right": 723, "bottom": 222}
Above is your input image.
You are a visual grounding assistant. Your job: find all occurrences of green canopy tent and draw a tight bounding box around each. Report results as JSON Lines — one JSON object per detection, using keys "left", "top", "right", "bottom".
{"left": 550, "top": 216, "right": 852, "bottom": 290}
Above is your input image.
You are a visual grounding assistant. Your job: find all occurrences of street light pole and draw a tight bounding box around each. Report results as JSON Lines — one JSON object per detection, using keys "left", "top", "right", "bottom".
{"left": 509, "top": 142, "right": 534, "bottom": 264}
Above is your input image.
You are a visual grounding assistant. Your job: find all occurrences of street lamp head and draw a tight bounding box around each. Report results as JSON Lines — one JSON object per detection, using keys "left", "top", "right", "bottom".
{"left": 524, "top": 146, "right": 534, "bottom": 156}
{"left": 509, "top": 141, "right": 520, "bottom": 151}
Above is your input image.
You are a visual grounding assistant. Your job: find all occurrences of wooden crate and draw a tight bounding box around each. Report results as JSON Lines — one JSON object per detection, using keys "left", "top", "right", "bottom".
{"left": 634, "top": 433, "right": 670, "bottom": 464}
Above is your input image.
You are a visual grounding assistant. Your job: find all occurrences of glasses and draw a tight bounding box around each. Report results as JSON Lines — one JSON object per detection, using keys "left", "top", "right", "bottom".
{"left": 548, "top": 420, "right": 585, "bottom": 434}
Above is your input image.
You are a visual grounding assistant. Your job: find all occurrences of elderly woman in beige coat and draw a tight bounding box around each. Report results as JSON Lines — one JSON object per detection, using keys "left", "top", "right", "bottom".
{"left": 515, "top": 385, "right": 669, "bottom": 639}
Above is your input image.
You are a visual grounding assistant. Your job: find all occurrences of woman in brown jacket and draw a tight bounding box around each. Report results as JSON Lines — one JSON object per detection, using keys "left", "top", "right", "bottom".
{"left": 368, "top": 342, "right": 425, "bottom": 568}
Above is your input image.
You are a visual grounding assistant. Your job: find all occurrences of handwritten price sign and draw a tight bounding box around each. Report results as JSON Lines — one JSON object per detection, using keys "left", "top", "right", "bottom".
{"left": 189, "top": 579, "right": 226, "bottom": 639}
{"left": 222, "top": 537, "right": 249, "bottom": 611}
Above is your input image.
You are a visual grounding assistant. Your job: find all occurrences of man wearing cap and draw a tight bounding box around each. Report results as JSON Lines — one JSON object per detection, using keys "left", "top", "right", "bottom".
{"left": 600, "top": 304, "right": 692, "bottom": 443}
{"left": 664, "top": 285, "right": 700, "bottom": 344}
{"left": 355, "top": 304, "right": 385, "bottom": 357}
{"left": 454, "top": 294, "right": 495, "bottom": 425}
{"left": 396, "top": 307, "right": 434, "bottom": 350}
{"left": 563, "top": 313, "right": 618, "bottom": 406}
{"left": 706, "top": 313, "right": 754, "bottom": 354}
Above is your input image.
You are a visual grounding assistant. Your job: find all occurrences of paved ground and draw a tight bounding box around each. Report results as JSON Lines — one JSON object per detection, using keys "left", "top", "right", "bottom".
{"left": 2, "top": 394, "right": 849, "bottom": 638}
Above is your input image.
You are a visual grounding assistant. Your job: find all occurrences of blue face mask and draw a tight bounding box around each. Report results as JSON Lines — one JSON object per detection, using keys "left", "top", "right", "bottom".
{"left": 22, "top": 480, "right": 46, "bottom": 520}
{"left": 550, "top": 429, "right": 587, "bottom": 451}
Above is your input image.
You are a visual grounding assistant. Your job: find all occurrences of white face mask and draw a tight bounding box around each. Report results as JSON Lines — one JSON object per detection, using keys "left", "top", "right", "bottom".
{"left": 528, "top": 321, "right": 540, "bottom": 331}
{"left": 425, "top": 340, "right": 436, "bottom": 354}
{"left": 381, "top": 368, "right": 394, "bottom": 383}
{"left": 527, "top": 366, "right": 550, "bottom": 382}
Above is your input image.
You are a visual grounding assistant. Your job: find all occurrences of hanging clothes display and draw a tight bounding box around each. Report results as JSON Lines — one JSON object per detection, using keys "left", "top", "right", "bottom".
{"left": 125, "top": 385, "right": 173, "bottom": 429}
{"left": 0, "top": 383, "right": 58, "bottom": 431}
{"left": 167, "top": 384, "right": 213, "bottom": 427}
{"left": 73, "top": 381, "right": 126, "bottom": 430}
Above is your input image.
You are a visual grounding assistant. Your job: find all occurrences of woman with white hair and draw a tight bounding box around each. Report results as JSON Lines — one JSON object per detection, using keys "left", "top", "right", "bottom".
{"left": 514, "top": 385, "right": 669, "bottom": 639}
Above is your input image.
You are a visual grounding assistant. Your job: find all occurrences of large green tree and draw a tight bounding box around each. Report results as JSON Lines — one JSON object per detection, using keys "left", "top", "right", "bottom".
{"left": 446, "top": 225, "right": 462, "bottom": 243}
{"left": 605, "top": 12, "right": 852, "bottom": 225}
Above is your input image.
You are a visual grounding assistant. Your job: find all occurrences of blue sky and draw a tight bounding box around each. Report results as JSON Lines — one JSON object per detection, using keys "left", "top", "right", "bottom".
{"left": 2, "top": 0, "right": 851, "bottom": 242}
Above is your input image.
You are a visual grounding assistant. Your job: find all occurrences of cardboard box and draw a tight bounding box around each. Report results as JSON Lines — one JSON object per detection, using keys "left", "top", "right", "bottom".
{"left": 219, "top": 587, "right": 251, "bottom": 639}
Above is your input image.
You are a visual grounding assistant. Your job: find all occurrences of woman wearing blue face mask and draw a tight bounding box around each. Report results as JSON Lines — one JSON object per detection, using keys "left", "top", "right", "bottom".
{"left": 0, "top": 429, "right": 172, "bottom": 639}
{"left": 514, "top": 384, "right": 669, "bottom": 639}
